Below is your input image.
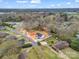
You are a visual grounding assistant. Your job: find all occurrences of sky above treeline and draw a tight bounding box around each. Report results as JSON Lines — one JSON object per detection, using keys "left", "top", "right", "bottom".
{"left": 0, "top": 0, "right": 79, "bottom": 8}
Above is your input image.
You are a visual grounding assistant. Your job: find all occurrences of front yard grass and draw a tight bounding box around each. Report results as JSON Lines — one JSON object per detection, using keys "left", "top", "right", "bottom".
{"left": 45, "top": 36, "right": 57, "bottom": 46}
{"left": 62, "top": 48, "right": 79, "bottom": 59}
{"left": 27, "top": 46, "right": 61, "bottom": 59}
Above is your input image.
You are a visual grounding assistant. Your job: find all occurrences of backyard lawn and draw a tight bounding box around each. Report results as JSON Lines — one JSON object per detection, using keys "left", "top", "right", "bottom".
{"left": 62, "top": 48, "right": 79, "bottom": 59}
{"left": 27, "top": 46, "right": 61, "bottom": 59}
{"left": 45, "top": 36, "right": 57, "bottom": 46}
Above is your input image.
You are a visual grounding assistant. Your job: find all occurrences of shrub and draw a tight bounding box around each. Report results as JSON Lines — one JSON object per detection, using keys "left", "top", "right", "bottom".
{"left": 37, "top": 42, "right": 41, "bottom": 45}
{"left": 22, "top": 43, "right": 32, "bottom": 48}
{"left": 70, "top": 39, "right": 79, "bottom": 51}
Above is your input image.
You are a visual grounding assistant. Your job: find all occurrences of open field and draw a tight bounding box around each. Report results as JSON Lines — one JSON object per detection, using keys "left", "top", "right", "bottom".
{"left": 62, "top": 48, "right": 79, "bottom": 59}
{"left": 27, "top": 46, "right": 61, "bottom": 59}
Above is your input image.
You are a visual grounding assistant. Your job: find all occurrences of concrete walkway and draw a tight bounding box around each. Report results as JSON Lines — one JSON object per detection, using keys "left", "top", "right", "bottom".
{"left": 58, "top": 50, "right": 70, "bottom": 59}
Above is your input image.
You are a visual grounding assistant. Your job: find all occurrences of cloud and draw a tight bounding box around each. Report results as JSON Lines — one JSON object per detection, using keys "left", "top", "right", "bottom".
{"left": 66, "top": 2, "right": 71, "bottom": 5}
{"left": 50, "top": 4, "right": 61, "bottom": 8}
{"left": 57, "top": 4, "right": 61, "bottom": 6}
{"left": 51, "top": 4, "right": 55, "bottom": 7}
{"left": 75, "top": 0, "right": 79, "bottom": 2}
{"left": 16, "top": 0, "right": 28, "bottom": 3}
{"left": 30, "top": 0, "right": 41, "bottom": 4}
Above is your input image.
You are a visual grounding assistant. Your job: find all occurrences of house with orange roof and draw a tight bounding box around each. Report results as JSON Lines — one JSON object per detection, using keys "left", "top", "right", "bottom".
{"left": 20, "top": 29, "right": 49, "bottom": 42}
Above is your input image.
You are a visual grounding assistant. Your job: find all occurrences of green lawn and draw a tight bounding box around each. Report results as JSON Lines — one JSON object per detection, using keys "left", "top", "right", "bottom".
{"left": 27, "top": 46, "right": 61, "bottom": 59}
{"left": 0, "top": 40, "right": 20, "bottom": 59}
{"left": 45, "top": 36, "right": 57, "bottom": 46}
{"left": 62, "top": 48, "right": 79, "bottom": 59}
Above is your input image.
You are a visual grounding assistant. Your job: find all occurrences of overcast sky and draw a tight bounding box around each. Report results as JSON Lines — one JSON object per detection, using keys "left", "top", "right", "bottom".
{"left": 0, "top": 0, "right": 79, "bottom": 8}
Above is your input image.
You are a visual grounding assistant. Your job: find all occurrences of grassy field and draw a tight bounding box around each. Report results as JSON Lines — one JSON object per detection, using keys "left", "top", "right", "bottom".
{"left": 62, "top": 48, "right": 79, "bottom": 59}
{"left": 0, "top": 40, "right": 20, "bottom": 59}
{"left": 27, "top": 46, "right": 61, "bottom": 59}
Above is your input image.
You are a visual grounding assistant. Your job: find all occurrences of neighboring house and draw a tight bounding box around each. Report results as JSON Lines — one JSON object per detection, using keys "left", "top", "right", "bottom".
{"left": 0, "top": 18, "right": 3, "bottom": 22}
{"left": 0, "top": 18, "right": 7, "bottom": 22}
{"left": 5, "top": 35, "right": 17, "bottom": 40}
{"left": 0, "top": 26, "right": 6, "bottom": 30}
{"left": 53, "top": 41, "right": 69, "bottom": 50}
